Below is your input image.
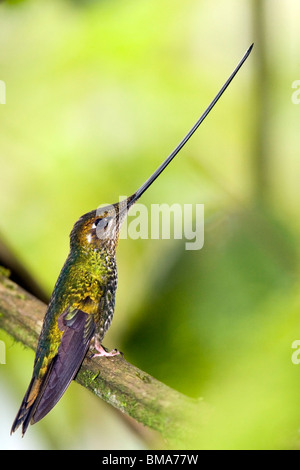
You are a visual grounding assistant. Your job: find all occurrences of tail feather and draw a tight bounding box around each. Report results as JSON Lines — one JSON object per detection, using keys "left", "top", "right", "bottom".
{"left": 10, "top": 371, "right": 51, "bottom": 436}
{"left": 10, "top": 378, "right": 34, "bottom": 435}
{"left": 11, "top": 309, "right": 95, "bottom": 436}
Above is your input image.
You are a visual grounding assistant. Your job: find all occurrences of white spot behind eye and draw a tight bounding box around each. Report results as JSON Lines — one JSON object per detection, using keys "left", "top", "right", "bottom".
{"left": 86, "top": 233, "right": 92, "bottom": 244}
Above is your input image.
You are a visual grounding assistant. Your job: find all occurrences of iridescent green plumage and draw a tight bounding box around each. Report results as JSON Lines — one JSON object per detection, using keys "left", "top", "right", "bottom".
{"left": 11, "top": 204, "right": 124, "bottom": 435}
{"left": 11, "top": 45, "right": 252, "bottom": 436}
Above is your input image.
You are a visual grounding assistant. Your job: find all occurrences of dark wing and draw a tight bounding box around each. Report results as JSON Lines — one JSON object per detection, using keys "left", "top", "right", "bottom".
{"left": 31, "top": 309, "right": 95, "bottom": 424}
{"left": 11, "top": 309, "right": 95, "bottom": 436}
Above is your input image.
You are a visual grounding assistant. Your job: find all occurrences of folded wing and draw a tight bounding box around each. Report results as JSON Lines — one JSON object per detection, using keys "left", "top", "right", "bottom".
{"left": 11, "top": 308, "right": 95, "bottom": 436}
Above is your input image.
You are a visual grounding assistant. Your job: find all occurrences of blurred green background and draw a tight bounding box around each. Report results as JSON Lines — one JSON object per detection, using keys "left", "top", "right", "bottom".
{"left": 0, "top": 0, "right": 300, "bottom": 450}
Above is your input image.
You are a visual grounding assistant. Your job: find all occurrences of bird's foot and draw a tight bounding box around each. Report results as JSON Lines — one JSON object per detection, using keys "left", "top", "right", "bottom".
{"left": 92, "top": 339, "right": 121, "bottom": 358}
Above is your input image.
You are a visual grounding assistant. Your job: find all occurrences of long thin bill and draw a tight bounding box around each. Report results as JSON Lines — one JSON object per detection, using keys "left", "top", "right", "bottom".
{"left": 129, "top": 43, "right": 253, "bottom": 205}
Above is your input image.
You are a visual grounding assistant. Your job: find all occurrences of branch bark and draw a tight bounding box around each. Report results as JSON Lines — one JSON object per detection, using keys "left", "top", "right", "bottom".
{"left": 0, "top": 269, "right": 206, "bottom": 446}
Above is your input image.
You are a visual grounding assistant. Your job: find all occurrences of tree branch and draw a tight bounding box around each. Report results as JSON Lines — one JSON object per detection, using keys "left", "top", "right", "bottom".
{"left": 0, "top": 269, "right": 206, "bottom": 445}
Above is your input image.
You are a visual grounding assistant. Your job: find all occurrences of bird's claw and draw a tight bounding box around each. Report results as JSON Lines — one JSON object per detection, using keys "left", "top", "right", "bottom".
{"left": 90, "top": 340, "right": 122, "bottom": 358}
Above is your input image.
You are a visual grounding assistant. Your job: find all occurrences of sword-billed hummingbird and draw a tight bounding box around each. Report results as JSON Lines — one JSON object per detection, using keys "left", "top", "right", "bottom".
{"left": 11, "top": 44, "right": 253, "bottom": 436}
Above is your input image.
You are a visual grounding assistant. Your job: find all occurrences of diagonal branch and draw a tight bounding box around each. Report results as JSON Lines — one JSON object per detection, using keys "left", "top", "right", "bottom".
{"left": 0, "top": 269, "right": 206, "bottom": 445}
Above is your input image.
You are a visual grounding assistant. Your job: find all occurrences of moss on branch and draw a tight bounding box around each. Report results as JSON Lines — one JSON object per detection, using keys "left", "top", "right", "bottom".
{"left": 0, "top": 270, "right": 207, "bottom": 446}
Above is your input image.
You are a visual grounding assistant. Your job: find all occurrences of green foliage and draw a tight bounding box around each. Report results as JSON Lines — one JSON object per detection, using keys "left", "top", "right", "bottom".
{"left": 0, "top": 0, "right": 300, "bottom": 450}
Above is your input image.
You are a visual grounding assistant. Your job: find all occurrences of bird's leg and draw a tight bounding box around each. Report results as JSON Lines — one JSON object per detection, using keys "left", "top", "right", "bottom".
{"left": 92, "top": 338, "right": 121, "bottom": 357}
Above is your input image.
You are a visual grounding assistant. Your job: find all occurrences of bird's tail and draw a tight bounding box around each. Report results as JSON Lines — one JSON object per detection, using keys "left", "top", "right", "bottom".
{"left": 10, "top": 373, "right": 47, "bottom": 436}
{"left": 11, "top": 309, "right": 96, "bottom": 436}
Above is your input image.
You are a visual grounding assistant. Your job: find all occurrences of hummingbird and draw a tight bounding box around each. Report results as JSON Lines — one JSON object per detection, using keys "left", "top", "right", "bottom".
{"left": 11, "top": 44, "right": 253, "bottom": 436}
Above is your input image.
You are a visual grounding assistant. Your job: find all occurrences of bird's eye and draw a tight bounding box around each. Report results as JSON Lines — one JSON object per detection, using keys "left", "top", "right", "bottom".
{"left": 92, "top": 218, "right": 110, "bottom": 230}
{"left": 92, "top": 218, "right": 101, "bottom": 228}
